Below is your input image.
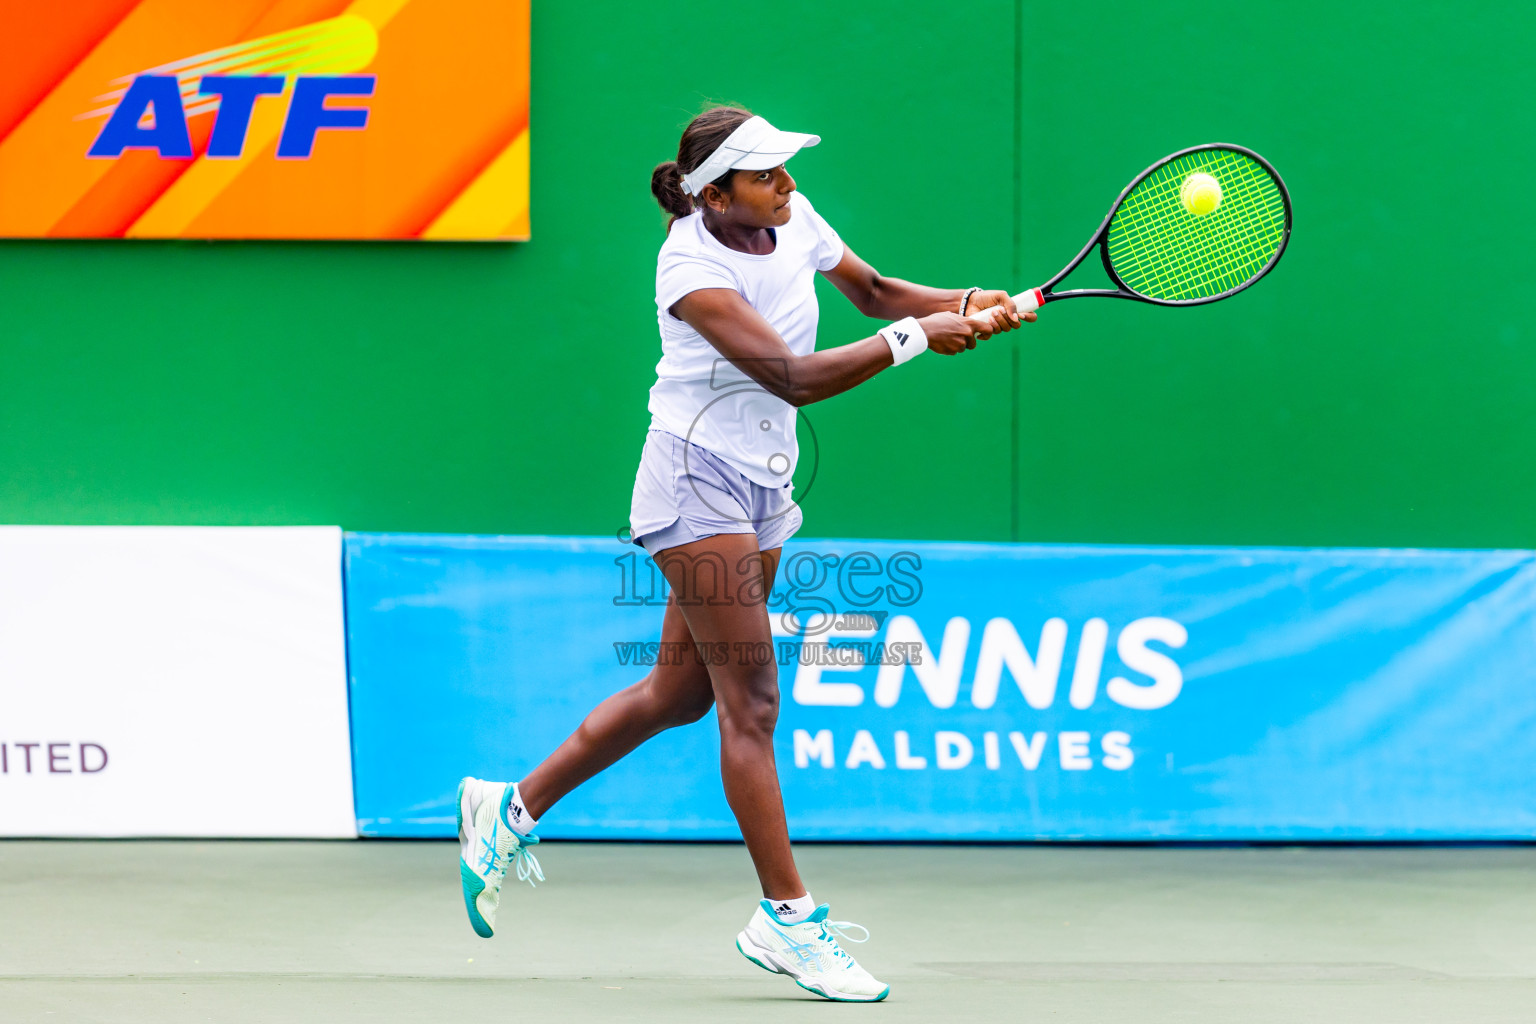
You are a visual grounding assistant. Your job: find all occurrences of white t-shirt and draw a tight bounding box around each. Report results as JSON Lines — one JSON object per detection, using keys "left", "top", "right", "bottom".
{"left": 650, "top": 191, "right": 845, "bottom": 488}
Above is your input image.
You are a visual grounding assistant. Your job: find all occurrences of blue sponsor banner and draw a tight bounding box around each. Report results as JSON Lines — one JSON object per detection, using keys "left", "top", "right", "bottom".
{"left": 344, "top": 533, "right": 1536, "bottom": 840}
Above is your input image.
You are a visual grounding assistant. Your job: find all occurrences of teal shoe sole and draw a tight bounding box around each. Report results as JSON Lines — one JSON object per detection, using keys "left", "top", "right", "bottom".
{"left": 738, "top": 937, "right": 888, "bottom": 1001}
{"left": 736, "top": 938, "right": 783, "bottom": 976}
{"left": 456, "top": 779, "right": 494, "bottom": 939}
{"left": 460, "top": 860, "right": 494, "bottom": 938}
{"left": 793, "top": 977, "right": 891, "bottom": 1002}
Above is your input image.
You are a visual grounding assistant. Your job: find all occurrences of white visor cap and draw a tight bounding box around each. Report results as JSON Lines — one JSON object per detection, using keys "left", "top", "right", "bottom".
{"left": 680, "top": 115, "right": 820, "bottom": 197}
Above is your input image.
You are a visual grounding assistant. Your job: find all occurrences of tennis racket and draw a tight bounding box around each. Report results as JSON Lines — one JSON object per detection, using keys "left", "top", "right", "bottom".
{"left": 975, "top": 143, "right": 1291, "bottom": 320}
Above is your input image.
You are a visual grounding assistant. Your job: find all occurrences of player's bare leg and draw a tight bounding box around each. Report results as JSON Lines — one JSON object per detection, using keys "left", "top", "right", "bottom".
{"left": 517, "top": 587, "right": 724, "bottom": 818}
{"left": 518, "top": 536, "right": 800, "bottom": 896}
{"left": 649, "top": 535, "right": 804, "bottom": 900}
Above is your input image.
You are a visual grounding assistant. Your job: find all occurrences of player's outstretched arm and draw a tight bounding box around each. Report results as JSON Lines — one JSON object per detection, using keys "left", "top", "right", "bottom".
{"left": 819, "top": 246, "right": 1036, "bottom": 328}
{"left": 672, "top": 288, "right": 1000, "bottom": 408}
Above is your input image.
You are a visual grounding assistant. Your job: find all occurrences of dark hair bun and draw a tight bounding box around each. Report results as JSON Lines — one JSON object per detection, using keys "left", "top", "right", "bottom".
{"left": 651, "top": 160, "right": 693, "bottom": 221}
{"left": 652, "top": 107, "right": 754, "bottom": 231}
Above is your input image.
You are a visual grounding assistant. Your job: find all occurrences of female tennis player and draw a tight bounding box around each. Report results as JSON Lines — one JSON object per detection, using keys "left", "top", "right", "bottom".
{"left": 457, "top": 106, "right": 1032, "bottom": 1002}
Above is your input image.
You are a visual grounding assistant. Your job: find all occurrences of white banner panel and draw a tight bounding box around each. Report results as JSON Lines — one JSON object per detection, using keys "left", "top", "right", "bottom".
{"left": 0, "top": 527, "right": 355, "bottom": 837}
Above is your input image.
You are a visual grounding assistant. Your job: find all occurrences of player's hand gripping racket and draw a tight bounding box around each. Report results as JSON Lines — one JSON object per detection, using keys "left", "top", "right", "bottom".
{"left": 977, "top": 144, "right": 1291, "bottom": 322}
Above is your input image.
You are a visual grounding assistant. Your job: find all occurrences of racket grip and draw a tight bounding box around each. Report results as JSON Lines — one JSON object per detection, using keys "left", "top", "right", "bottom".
{"left": 971, "top": 288, "right": 1043, "bottom": 323}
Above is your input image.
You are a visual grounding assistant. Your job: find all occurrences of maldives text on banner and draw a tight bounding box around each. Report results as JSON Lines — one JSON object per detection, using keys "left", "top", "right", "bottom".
{"left": 344, "top": 534, "right": 1536, "bottom": 840}
{"left": 0, "top": 527, "right": 356, "bottom": 838}
{"left": 0, "top": 1, "right": 529, "bottom": 239}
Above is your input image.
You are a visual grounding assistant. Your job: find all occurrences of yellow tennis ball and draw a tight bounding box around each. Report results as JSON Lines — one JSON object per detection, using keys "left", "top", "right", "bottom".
{"left": 1180, "top": 171, "right": 1222, "bottom": 216}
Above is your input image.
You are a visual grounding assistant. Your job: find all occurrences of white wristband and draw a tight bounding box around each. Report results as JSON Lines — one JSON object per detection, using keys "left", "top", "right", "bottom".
{"left": 879, "top": 316, "right": 928, "bottom": 366}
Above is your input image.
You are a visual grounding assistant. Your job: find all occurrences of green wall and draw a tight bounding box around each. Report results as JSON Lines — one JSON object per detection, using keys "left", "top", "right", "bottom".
{"left": 2, "top": 2, "right": 1532, "bottom": 548}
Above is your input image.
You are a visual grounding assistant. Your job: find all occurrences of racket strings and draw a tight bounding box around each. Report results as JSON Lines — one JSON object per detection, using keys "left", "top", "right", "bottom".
{"left": 1106, "top": 149, "right": 1286, "bottom": 302}
{"left": 1167, "top": 160, "right": 1284, "bottom": 295}
{"left": 1112, "top": 153, "right": 1281, "bottom": 298}
{"left": 1114, "top": 157, "right": 1283, "bottom": 299}
{"left": 1115, "top": 156, "right": 1281, "bottom": 299}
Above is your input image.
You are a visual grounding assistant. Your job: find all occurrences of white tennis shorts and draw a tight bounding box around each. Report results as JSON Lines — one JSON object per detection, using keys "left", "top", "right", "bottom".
{"left": 629, "top": 429, "right": 802, "bottom": 558}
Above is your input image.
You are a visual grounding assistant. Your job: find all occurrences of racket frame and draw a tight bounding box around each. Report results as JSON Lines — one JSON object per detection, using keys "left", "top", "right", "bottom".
{"left": 1031, "top": 143, "right": 1292, "bottom": 308}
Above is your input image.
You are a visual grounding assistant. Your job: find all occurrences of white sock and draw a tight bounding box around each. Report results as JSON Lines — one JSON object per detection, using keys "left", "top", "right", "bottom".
{"left": 768, "top": 893, "right": 816, "bottom": 924}
{"left": 500, "top": 783, "right": 537, "bottom": 836}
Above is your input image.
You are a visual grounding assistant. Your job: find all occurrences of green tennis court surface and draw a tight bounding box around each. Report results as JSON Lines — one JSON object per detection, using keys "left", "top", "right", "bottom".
{"left": 3, "top": 841, "right": 1533, "bottom": 1022}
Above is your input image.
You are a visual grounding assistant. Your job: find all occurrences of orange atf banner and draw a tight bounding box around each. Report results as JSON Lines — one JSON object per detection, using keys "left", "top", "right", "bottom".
{"left": 0, "top": 0, "right": 529, "bottom": 239}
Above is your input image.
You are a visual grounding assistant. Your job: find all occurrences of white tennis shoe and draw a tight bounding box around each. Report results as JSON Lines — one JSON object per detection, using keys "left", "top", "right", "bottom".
{"left": 736, "top": 900, "right": 890, "bottom": 1002}
{"left": 457, "top": 777, "right": 543, "bottom": 938}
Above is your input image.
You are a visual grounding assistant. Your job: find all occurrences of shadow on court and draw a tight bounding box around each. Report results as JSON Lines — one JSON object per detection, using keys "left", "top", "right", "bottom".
{"left": 2, "top": 841, "right": 1533, "bottom": 1022}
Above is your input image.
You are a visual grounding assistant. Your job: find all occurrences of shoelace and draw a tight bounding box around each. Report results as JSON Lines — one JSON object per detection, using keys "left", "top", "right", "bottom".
{"left": 772, "top": 917, "right": 871, "bottom": 970}
{"left": 477, "top": 826, "right": 545, "bottom": 888}
{"left": 819, "top": 920, "right": 869, "bottom": 963}
{"left": 826, "top": 920, "right": 870, "bottom": 944}
{"left": 512, "top": 842, "right": 544, "bottom": 887}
